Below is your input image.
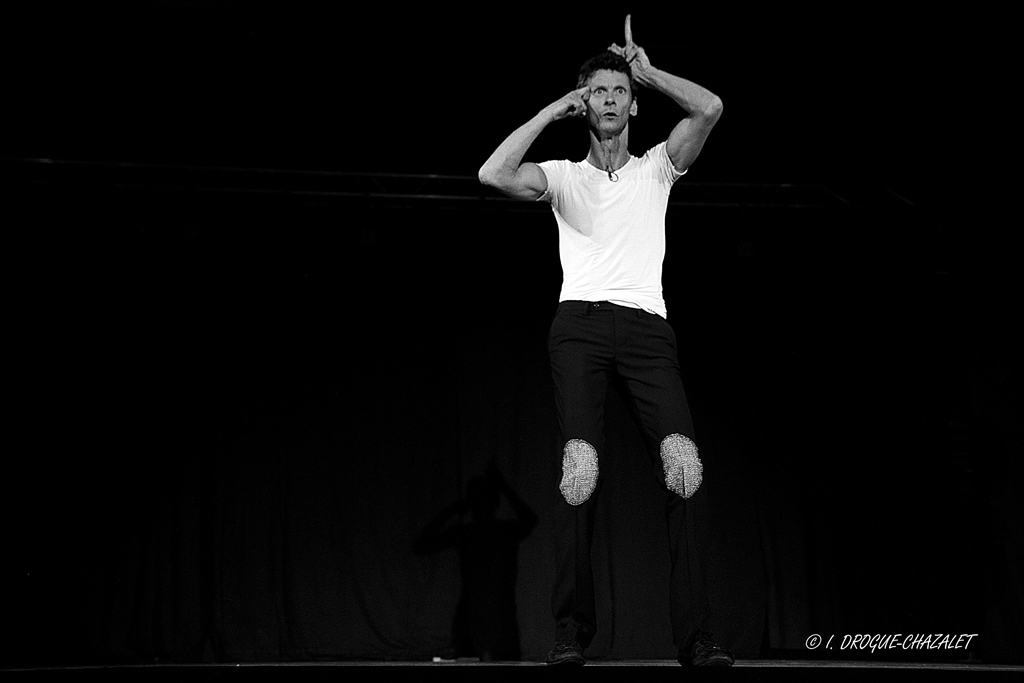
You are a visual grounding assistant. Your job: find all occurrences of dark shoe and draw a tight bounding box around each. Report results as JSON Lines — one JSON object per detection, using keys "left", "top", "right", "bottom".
{"left": 680, "top": 630, "right": 734, "bottom": 667}
{"left": 546, "top": 639, "right": 586, "bottom": 666}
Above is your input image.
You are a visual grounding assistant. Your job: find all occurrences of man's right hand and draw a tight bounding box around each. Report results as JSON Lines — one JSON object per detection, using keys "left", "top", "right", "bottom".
{"left": 545, "top": 86, "right": 591, "bottom": 121}
{"left": 479, "top": 87, "right": 590, "bottom": 201}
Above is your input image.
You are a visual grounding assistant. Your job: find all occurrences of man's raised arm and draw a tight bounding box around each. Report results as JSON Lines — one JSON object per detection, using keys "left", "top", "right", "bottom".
{"left": 611, "top": 15, "right": 723, "bottom": 174}
{"left": 478, "top": 87, "right": 590, "bottom": 201}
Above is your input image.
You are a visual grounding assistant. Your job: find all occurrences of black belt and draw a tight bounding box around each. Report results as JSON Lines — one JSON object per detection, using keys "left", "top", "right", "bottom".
{"left": 557, "top": 300, "right": 644, "bottom": 316}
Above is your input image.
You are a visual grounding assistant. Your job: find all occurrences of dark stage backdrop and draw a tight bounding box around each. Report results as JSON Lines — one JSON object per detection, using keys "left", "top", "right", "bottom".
{"left": 3, "top": 1, "right": 1022, "bottom": 669}
{"left": 4, "top": 180, "right": 1020, "bottom": 666}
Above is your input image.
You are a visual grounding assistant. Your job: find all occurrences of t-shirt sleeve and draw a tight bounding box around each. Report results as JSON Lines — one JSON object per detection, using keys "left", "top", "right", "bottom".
{"left": 536, "top": 159, "right": 568, "bottom": 204}
{"left": 652, "top": 141, "right": 687, "bottom": 186}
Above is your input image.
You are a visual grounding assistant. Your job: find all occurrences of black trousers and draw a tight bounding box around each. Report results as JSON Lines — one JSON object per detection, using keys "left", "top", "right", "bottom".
{"left": 547, "top": 300, "right": 711, "bottom": 651}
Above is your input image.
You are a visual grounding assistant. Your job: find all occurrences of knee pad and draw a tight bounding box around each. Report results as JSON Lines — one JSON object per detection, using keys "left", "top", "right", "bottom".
{"left": 661, "top": 434, "right": 702, "bottom": 499}
{"left": 560, "top": 439, "right": 598, "bottom": 506}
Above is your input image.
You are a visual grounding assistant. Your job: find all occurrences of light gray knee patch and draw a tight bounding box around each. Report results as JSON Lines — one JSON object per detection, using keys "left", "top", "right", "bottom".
{"left": 560, "top": 439, "right": 598, "bottom": 506}
{"left": 661, "top": 434, "right": 702, "bottom": 499}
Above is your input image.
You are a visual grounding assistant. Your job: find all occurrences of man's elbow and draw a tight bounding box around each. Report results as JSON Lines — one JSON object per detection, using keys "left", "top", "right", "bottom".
{"left": 703, "top": 97, "right": 724, "bottom": 121}
{"left": 478, "top": 165, "right": 510, "bottom": 189}
{"left": 478, "top": 166, "right": 493, "bottom": 186}
{"left": 478, "top": 166, "right": 500, "bottom": 188}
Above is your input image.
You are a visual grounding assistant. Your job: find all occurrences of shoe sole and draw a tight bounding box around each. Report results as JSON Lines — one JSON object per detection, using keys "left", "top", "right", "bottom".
{"left": 694, "top": 656, "right": 735, "bottom": 666}
{"left": 679, "top": 655, "right": 735, "bottom": 666}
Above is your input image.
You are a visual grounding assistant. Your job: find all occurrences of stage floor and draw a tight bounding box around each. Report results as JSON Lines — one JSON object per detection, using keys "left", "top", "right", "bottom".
{"left": 6, "top": 660, "right": 1023, "bottom": 681}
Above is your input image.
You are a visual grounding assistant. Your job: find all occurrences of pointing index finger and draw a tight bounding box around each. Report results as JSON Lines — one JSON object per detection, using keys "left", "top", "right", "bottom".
{"left": 624, "top": 14, "right": 632, "bottom": 44}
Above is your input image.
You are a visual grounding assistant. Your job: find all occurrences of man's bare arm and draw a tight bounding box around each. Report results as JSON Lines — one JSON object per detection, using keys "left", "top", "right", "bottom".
{"left": 478, "top": 87, "right": 590, "bottom": 201}
{"left": 640, "top": 68, "right": 723, "bottom": 174}
{"left": 612, "top": 15, "right": 723, "bottom": 173}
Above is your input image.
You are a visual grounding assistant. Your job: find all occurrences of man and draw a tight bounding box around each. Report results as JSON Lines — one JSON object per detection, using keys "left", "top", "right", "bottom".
{"left": 478, "top": 16, "right": 733, "bottom": 667}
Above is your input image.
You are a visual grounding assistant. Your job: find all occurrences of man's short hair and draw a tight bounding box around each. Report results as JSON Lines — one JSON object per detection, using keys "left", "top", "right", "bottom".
{"left": 576, "top": 51, "right": 638, "bottom": 100}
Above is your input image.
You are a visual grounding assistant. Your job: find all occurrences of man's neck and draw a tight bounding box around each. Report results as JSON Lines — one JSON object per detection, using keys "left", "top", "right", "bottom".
{"left": 586, "top": 127, "right": 630, "bottom": 173}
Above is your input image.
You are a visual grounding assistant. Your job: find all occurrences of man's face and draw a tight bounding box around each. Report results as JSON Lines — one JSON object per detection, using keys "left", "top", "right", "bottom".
{"left": 585, "top": 69, "right": 637, "bottom": 134}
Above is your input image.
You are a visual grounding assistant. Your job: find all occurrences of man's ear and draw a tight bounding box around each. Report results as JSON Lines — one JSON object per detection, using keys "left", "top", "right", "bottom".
{"left": 629, "top": 97, "right": 638, "bottom": 117}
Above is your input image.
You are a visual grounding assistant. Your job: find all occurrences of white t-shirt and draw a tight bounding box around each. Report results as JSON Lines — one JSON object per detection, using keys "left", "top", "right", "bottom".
{"left": 538, "top": 141, "right": 685, "bottom": 319}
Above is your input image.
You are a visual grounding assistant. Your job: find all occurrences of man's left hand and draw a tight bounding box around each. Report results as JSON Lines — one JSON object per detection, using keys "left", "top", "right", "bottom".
{"left": 609, "top": 15, "right": 652, "bottom": 80}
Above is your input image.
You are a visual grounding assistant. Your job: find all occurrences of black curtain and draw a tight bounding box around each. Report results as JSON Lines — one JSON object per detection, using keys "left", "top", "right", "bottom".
{"left": 5, "top": 175, "right": 1020, "bottom": 666}
{"left": 3, "top": 3, "right": 1021, "bottom": 668}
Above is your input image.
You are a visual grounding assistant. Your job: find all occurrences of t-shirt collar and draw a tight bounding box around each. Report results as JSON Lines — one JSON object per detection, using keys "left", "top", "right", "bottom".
{"left": 580, "top": 153, "right": 634, "bottom": 177}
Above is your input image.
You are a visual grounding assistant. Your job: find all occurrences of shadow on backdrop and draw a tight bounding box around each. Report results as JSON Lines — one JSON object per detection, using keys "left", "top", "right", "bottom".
{"left": 414, "top": 464, "right": 538, "bottom": 661}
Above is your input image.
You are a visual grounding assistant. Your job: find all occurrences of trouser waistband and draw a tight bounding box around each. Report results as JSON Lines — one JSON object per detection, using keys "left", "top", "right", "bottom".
{"left": 556, "top": 300, "right": 645, "bottom": 316}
